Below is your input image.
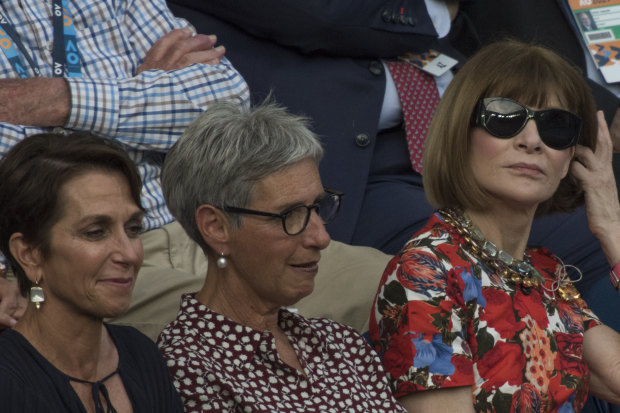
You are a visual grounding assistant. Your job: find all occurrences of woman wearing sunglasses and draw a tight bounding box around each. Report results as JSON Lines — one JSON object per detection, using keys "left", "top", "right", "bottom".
{"left": 370, "top": 39, "right": 620, "bottom": 411}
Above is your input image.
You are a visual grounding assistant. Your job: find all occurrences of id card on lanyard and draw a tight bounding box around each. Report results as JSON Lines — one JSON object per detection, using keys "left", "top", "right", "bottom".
{"left": 0, "top": 0, "right": 82, "bottom": 78}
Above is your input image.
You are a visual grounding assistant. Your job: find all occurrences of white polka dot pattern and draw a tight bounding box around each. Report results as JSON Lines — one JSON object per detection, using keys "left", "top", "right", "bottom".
{"left": 158, "top": 294, "right": 405, "bottom": 412}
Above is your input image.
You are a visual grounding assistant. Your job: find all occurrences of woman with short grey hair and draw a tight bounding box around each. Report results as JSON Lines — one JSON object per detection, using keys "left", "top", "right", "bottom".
{"left": 162, "top": 100, "right": 323, "bottom": 242}
{"left": 158, "top": 101, "right": 406, "bottom": 412}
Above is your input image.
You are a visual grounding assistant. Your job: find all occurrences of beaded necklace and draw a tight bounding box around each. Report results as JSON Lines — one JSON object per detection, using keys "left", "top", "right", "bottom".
{"left": 439, "top": 207, "right": 580, "bottom": 301}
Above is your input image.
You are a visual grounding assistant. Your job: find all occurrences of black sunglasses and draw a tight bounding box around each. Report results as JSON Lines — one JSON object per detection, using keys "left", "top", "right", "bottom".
{"left": 474, "top": 97, "right": 581, "bottom": 150}
{"left": 222, "top": 188, "right": 343, "bottom": 236}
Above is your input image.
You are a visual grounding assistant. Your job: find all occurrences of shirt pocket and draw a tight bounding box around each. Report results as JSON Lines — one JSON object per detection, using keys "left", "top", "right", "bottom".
{"left": 74, "top": 16, "right": 135, "bottom": 78}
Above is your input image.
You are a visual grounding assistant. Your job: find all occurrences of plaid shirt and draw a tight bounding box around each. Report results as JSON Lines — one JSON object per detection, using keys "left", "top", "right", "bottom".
{"left": 0, "top": 0, "right": 249, "bottom": 231}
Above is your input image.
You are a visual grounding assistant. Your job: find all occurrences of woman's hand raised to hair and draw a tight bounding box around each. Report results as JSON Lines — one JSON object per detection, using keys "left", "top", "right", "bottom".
{"left": 572, "top": 111, "right": 620, "bottom": 266}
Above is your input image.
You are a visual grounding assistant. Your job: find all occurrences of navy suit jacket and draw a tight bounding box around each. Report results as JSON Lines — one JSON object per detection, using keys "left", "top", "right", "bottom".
{"left": 168, "top": 0, "right": 451, "bottom": 243}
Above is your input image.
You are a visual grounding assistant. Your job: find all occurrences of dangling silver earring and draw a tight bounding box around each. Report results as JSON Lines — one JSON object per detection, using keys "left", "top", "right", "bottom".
{"left": 216, "top": 252, "right": 227, "bottom": 269}
{"left": 30, "top": 281, "right": 45, "bottom": 309}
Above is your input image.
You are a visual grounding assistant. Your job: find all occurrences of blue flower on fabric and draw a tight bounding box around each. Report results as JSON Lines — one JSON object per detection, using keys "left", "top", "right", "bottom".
{"left": 557, "top": 394, "right": 575, "bottom": 413}
{"left": 457, "top": 267, "right": 486, "bottom": 308}
{"left": 411, "top": 334, "right": 455, "bottom": 375}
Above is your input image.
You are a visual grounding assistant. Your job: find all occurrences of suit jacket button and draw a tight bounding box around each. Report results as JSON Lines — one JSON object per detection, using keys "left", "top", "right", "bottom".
{"left": 382, "top": 9, "right": 392, "bottom": 23}
{"left": 368, "top": 60, "right": 383, "bottom": 76}
{"left": 355, "top": 133, "right": 371, "bottom": 147}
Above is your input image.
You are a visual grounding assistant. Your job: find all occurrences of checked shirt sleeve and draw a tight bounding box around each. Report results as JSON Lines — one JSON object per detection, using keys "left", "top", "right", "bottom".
{"left": 65, "top": 0, "right": 249, "bottom": 152}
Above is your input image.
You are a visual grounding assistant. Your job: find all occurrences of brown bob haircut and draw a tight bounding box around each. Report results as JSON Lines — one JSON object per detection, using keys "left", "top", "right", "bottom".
{"left": 423, "top": 39, "right": 598, "bottom": 216}
{"left": 0, "top": 132, "right": 143, "bottom": 296}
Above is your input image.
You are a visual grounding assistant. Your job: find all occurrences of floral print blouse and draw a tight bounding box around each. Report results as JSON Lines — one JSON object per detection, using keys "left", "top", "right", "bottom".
{"left": 369, "top": 212, "right": 601, "bottom": 412}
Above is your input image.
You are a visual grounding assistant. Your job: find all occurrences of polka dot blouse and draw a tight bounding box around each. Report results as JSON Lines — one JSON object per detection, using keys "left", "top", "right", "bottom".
{"left": 158, "top": 293, "right": 405, "bottom": 412}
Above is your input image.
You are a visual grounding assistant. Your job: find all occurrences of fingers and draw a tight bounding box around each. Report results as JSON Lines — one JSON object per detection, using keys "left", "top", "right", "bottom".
{"left": 0, "top": 314, "right": 17, "bottom": 331}
{"left": 137, "top": 28, "right": 224, "bottom": 74}
{"left": 571, "top": 111, "right": 620, "bottom": 266}
{"left": 162, "top": 32, "right": 218, "bottom": 58}
{"left": 595, "top": 110, "right": 613, "bottom": 163}
{"left": 573, "top": 111, "right": 612, "bottom": 178}
{"left": 0, "top": 277, "right": 24, "bottom": 330}
{"left": 571, "top": 110, "right": 617, "bottom": 206}
{"left": 176, "top": 45, "right": 226, "bottom": 68}
{"left": 610, "top": 107, "right": 620, "bottom": 153}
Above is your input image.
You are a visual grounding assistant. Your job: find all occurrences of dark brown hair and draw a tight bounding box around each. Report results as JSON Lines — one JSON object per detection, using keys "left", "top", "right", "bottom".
{"left": 0, "top": 132, "right": 143, "bottom": 295}
{"left": 423, "top": 39, "right": 597, "bottom": 215}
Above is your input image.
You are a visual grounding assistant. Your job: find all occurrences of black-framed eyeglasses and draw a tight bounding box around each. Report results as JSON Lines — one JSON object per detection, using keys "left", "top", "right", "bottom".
{"left": 221, "top": 188, "right": 343, "bottom": 236}
{"left": 474, "top": 97, "right": 581, "bottom": 150}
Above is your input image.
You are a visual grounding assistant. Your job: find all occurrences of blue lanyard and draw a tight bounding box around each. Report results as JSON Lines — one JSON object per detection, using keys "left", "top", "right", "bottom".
{"left": 0, "top": 0, "right": 82, "bottom": 78}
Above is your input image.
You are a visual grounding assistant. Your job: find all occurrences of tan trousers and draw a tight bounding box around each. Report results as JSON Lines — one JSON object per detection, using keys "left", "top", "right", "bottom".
{"left": 109, "top": 221, "right": 391, "bottom": 341}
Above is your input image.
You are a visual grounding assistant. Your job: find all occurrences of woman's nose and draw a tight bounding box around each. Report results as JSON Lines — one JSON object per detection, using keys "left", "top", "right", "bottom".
{"left": 514, "top": 119, "right": 543, "bottom": 152}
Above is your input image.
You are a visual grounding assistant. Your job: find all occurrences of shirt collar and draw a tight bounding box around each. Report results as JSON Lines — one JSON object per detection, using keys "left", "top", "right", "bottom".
{"left": 179, "top": 294, "right": 328, "bottom": 375}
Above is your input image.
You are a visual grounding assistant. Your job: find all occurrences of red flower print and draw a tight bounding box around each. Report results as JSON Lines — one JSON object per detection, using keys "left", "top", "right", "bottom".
{"left": 384, "top": 255, "right": 399, "bottom": 278}
{"left": 398, "top": 249, "right": 446, "bottom": 294}
{"left": 519, "top": 316, "right": 553, "bottom": 392}
{"left": 395, "top": 379, "right": 420, "bottom": 398}
{"left": 383, "top": 332, "right": 418, "bottom": 380}
{"left": 481, "top": 288, "right": 524, "bottom": 340}
{"left": 445, "top": 272, "right": 466, "bottom": 308}
{"left": 432, "top": 374, "right": 446, "bottom": 387}
{"left": 555, "top": 333, "right": 587, "bottom": 377}
{"left": 514, "top": 289, "right": 549, "bottom": 330}
{"left": 451, "top": 354, "right": 475, "bottom": 385}
{"left": 402, "top": 300, "right": 445, "bottom": 335}
{"left": 510, "top": 383, "right": 543, "bottom": 413}
{"left": 556, "top": 300, "right": 584, "bottom": 332}
{"left": 478, "top": 341, "right": 526, "bottom": 391}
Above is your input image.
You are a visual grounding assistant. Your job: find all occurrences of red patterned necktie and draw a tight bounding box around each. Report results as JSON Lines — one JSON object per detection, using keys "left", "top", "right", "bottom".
{"left": 385, "top": 61, "right": 439, "bottom": 174}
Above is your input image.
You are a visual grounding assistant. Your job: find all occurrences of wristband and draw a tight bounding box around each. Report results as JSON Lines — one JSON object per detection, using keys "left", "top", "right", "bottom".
{"left": 610, "top": 262, "right": 620, "bottom": 291}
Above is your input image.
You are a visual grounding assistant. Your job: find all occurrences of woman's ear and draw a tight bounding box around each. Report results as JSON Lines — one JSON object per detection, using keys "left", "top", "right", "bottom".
{"left": 8, "top": 233, "right": 44, "bottom": 283}
{"left": 195, "top": 204, "right": 232, "bottom": 253}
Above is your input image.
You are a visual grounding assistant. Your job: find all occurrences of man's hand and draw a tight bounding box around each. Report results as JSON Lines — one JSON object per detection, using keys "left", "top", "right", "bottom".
{"left": 572, "top": 111, "right": 620, "bottom": 266}
{"left": 137, "top": 28, "right": 226, "bottom": 74}
{"left": 0, "top": 78, "right": 70, "bottom": 126}
{"left": 0, "top": 274, "right": 26, "bottom": 330}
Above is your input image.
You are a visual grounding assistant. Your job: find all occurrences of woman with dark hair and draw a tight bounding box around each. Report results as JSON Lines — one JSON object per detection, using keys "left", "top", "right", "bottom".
{"left": 370, "top": 39, "right": 620, "bottom": 411}
{"left": 0, "top": 132, "right": 183, "bottom": 412}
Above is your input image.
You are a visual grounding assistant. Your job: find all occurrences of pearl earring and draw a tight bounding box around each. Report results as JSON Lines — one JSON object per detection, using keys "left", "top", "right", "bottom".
{"left": 216, "top": 252, "right": 227, "bottom": 269}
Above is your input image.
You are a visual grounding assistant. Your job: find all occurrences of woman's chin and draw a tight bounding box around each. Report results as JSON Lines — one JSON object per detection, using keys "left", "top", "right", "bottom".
{"left": 283, "top": 286, "right": 315, "bottom": 309}
{"left": 99, "top": 302, "right": 132, "bottom": 320}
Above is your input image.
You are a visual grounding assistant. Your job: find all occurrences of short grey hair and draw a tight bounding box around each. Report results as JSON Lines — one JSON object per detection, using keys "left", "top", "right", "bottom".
{"left": 162, "top": 100, "right": 324, "bottom": 254}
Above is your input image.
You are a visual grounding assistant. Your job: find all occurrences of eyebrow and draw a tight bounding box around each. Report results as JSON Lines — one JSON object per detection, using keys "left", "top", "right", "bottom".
{"left": 272, "top": 191, "right": 326, "bottom": 213}
{"left": 76, "top": 210, "right": 144, "bottom": 226}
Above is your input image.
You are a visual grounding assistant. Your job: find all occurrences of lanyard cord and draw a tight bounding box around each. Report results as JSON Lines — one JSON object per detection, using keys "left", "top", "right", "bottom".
{"left": 0, "top": 11, "right": 40, "bottom": 77}
{"left": 0, "top": 0, "right": 82, "bottom": 78}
